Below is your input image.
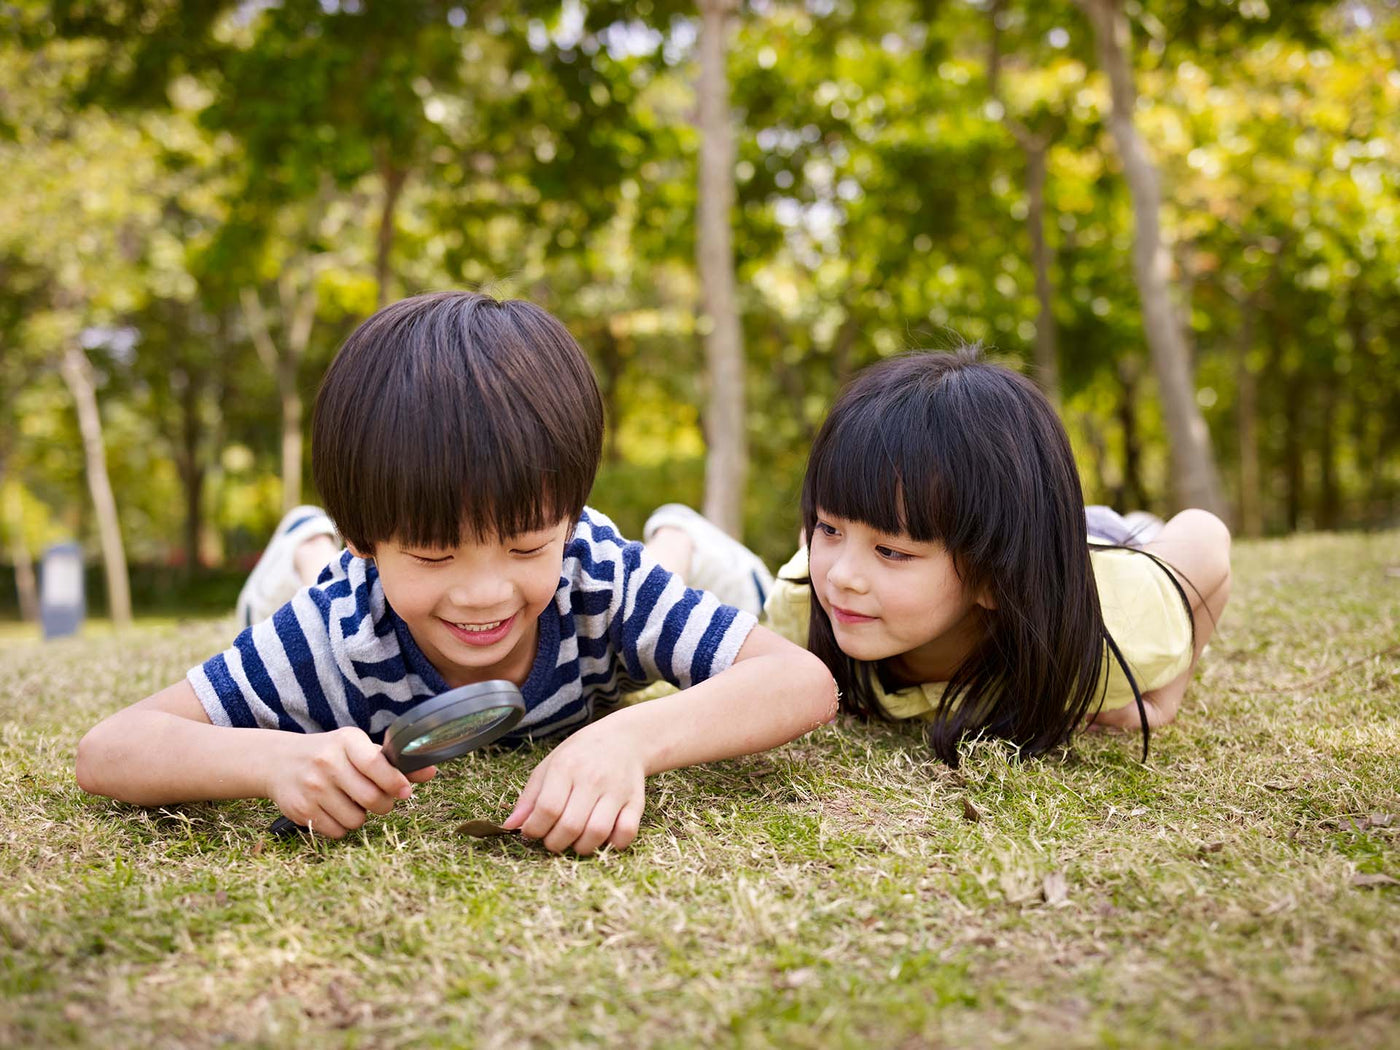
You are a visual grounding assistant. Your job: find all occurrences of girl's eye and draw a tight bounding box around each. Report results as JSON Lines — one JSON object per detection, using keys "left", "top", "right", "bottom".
{"left": 875, "top": 545, "right": 913, "bottom": 562}
{"left": 814, "top": 520, "right": 840, "bottom": 538}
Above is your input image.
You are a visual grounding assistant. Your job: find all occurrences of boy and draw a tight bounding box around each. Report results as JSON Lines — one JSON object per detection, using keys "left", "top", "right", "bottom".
{"left": 75, "top": 292, "right": 836, "bottom": 854}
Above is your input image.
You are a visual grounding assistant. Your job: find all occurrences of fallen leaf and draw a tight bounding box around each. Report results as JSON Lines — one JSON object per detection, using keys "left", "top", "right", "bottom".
{"left": 214, "top": 889, "right": 228, "bottom": 906}
{"left": 1042, "top": 871, "right": 1069, "bottom": 905}
{"left": 962, "top": 798, "right": 983, "bottom": 823}
{"left": 1366, "top": 813, "right": 1396, "bottom": 829}
{"left": 1351, "top": 873, "right": 1399, "bottom": 888}
{"left": 1198, "top": 841, "right": 1225, "bottom": 855}
{"left": 457, "top": 819, "right": 517, "bottom": 838}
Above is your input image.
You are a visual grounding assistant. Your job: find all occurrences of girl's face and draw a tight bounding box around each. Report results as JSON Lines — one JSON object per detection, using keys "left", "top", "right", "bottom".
{"left": 808, "top": 510, "right": 992, "bottom": 681}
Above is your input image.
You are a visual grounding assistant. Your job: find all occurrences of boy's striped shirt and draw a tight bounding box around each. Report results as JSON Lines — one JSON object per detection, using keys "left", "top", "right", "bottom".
{"left": 188, "top": 508, "right": 757, "bottom": 742}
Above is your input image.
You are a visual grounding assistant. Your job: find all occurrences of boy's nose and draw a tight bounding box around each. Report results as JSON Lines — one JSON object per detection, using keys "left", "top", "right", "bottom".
{"left": 446, "top": 575, "right": 513, "bottom": 612}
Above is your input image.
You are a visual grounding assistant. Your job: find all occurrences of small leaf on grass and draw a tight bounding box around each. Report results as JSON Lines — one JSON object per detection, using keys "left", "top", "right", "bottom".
{"left": 1198, "top": 841, "right": 1225, "bottom": 855}
{"left": 1351, "top": 873, "right": 1399, "bottom": 888}
{"left": 457, "top": 819, "right": 517, "bottom": 838}
{"left": 1042, "top": 871, "right": 1069, "bottom": 905}
{"left": 1366, "top": 813, "right": 1396, "bottom": 828}
{"left": 962, "top": 798, "right": 983, "bottom": 823}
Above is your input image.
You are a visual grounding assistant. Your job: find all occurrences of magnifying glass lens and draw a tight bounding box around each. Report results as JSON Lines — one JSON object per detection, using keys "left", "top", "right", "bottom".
{"left": 400, "top": 704, "right": 520, "bottom": 755}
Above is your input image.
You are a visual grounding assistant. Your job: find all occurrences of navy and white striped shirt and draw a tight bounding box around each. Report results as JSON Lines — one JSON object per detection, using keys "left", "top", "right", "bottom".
{"left": 188, "top": 508, "right": 757, "bottom": 743}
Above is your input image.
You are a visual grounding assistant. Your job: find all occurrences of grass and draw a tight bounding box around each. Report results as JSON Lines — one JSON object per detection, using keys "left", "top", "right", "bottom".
{"left": 1, "top": 530, "right": 1398, "bottom": 1049}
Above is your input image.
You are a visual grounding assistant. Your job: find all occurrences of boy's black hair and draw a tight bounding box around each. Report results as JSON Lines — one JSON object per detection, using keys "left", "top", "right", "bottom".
{"left": 312, "top": 291, "right": 604, "bottom": 553}
{"left": 801, "top": 347, "right": 1142, "bottom": 765}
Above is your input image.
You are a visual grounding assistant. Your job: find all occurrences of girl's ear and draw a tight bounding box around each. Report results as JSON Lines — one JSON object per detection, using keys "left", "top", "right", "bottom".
{"left": 975, "top": 586, "right": 998, "bottom": 611}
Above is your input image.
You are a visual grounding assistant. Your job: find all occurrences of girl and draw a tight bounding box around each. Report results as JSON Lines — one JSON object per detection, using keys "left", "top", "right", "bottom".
{"left": 644, "top": 348, "right": 1231, "bottom": 764}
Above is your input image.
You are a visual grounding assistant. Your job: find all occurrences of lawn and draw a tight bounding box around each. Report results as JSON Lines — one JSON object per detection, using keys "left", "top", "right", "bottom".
{"left": 1, "top": 530, "right": 1397, "bottom": 1049}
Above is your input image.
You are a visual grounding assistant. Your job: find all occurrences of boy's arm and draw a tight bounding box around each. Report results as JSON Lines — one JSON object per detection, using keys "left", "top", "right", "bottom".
{"left": 75, "top": 681, "right": 432, "bottom": 837}
{"left": 505, "top": 625, "right": 835, "bottom": 853}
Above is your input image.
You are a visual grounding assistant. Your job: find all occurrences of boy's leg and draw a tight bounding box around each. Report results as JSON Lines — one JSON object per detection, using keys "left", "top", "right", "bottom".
{"left": 235, "top": 506, "right": 341, "bottom": 629}
{"left": 642, "top": 504, "right": 774, "bottom": 617}
{"left": 1086, "top": 505, "right": 1165, "bottom": 548}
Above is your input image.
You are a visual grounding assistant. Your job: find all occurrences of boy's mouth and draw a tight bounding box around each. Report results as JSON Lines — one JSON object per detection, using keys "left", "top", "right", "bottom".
{"left": 442, "top": 613, "right": 516, "bottom": 647}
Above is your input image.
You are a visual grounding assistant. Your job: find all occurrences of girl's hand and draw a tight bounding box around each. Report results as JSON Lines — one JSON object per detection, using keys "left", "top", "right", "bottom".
{"left": 265, "top": 726, "right": 435, "bottom": 838}
{"left": 503, "top": 721, "right": 646, "bottom": 854}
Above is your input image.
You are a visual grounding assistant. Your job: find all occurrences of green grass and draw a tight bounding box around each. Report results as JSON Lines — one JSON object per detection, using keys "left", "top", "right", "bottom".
{"left": 2, "top": 531, "right": 1398, "bottom": 1048}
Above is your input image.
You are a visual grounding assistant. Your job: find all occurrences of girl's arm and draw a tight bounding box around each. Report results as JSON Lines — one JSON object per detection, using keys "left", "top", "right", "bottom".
{"left": 75, "top": 681, "right": 433, "bottom": 837}
{"left": 1092, "top": 509, "right": 1232, "bottom": 729}
{"left": 504, "top": 626, "right": 836, "bottom": 853}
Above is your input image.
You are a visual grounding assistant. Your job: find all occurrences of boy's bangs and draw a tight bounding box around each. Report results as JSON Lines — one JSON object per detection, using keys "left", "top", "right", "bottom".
{"left": 314, "top": 292, "right": 603, "bottom": 552}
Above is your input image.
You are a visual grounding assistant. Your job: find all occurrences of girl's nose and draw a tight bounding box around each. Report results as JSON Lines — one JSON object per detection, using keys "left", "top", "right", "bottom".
{"left": 825, "top": 551, "right": 869, "bottom": 595}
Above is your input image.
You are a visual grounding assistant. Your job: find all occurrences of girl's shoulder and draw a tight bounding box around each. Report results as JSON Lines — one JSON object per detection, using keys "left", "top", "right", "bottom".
{"left": 1089, "top": 546, "right": 1194, "bottom": 709}
{"left": 762, "top": 547, "right": 811, "bottom": 647}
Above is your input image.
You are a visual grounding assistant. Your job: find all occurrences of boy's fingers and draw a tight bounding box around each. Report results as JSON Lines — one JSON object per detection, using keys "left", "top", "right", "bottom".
{"left": 320, "top": 790, "right": 369, "bottom": 834}
{"left": 304, "top": 810, "right": 349, "bottom": 840}
{"left": 505, "top": 757, "right": 552, "bottom": 831}
{"left": 609, "top": 797, "right": 644, "bottom": 852}
{"left": 570, "top": 797, "right": 621, "bottom": 856}
{"left": 335, "top": 764, "right": 397, "bottom": 816}
{"left": 406, "top": 766, "right": 437, "bottom": 784}
{"left": 520, "top": 774, "right": 573, "bottom": 843}
{"left": 344, "top": 738, "right": 412, "bottom": 798}
{"left": 542, "top": 789, "right": 595, "bottom": 853}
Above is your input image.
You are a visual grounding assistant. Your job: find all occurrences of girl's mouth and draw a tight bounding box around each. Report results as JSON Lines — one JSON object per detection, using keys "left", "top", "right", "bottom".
{"left": 442, "top": 613, "right": 516, "bottom": 647}
{"left": 830, "top": 605, "right": 877, "bottom": 625}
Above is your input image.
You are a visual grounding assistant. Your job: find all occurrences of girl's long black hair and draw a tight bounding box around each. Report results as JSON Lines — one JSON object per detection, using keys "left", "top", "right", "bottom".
{"left": 801, "top": 348, "right": 1136, "bottom": 765}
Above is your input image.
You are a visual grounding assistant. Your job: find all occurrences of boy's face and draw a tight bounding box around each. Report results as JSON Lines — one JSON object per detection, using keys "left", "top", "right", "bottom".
{"left": 356, "top": 517, "right": 572, "bottom": 688}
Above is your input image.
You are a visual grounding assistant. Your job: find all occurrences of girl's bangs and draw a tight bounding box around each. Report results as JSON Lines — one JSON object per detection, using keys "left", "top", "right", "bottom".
{"left": 802, "top": 390, "right": 953, "bottom": 543}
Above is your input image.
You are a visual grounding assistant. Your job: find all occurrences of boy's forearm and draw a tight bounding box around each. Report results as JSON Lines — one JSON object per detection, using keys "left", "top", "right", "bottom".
{"left": 77, "top": 707, "right": 282, "bottom": 806}
{"left": 604, "top": 636, "right": 836, "bottom": 775}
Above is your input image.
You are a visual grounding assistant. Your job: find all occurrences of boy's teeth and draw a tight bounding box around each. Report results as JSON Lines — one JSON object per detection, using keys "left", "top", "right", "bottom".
{"left": 455, "top": 619, "right": 503, "bottom": 632}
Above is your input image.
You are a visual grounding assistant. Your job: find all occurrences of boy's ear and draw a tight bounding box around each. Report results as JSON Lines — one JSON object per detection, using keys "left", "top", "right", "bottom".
{"left": 345, "top": 540, "right": 373, "bottom": 560}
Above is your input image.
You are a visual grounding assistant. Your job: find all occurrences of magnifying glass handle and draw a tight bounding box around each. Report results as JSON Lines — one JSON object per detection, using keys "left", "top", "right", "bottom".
{"left": 269, "top": 815, "right": 302, "bottom": 835}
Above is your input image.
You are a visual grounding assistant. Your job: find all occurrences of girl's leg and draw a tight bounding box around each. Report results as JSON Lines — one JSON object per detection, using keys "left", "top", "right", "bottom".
{"left": 235, "top": 506, "right": 341, "bottom": 629}
{"left": 642, "top": 504, "right": 774, "bottom": 616}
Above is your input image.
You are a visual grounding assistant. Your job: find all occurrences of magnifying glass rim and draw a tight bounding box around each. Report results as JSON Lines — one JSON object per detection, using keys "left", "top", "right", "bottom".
{"left": 382, "top": 680, "right": 526, "bottom": 772}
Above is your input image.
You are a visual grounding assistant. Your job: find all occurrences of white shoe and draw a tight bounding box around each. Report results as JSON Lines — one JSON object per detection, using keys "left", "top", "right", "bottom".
{"left": 643, "top": 504, "right": 774, "bottom": 616}
{"left": 235, "top": 506, "right": 339, "bottom": 629}
{"left": 1086, "top": 506, "right": 1164, "bottom": 548}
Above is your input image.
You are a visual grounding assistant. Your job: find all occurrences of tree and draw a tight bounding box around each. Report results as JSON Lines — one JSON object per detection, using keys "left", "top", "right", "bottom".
{"left": 695, "top": 0, "right": 748, "bottom": 537}
{"left": 1075, "top": 0, "right": 1225, "bottom": 516}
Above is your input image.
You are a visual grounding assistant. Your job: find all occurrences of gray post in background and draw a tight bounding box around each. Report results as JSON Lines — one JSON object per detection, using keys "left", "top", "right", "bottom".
{"left": 40, "top": 542, "right": 85, "bottom": 640}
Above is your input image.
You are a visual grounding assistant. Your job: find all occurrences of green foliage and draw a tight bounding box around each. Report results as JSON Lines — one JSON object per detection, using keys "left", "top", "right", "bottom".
{"left": 1, "top": 0, "right": 1398, "bottom": 590}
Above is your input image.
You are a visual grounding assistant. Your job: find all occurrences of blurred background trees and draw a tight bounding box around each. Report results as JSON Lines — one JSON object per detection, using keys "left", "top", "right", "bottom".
{"left": 2, "top": 0, "right": 1397, "bottom": 618}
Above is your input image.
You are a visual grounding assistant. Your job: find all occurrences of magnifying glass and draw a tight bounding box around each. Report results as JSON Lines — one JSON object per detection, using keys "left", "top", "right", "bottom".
{"left": 269, "top": 679, "right": 526, "bottom": 835}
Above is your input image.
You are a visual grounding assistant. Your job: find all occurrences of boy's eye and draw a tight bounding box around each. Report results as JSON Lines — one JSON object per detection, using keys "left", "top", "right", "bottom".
{"left": 409, "top": 553, "right": 452, "bottom": 565}
{"left": 512, "top": 543, "right": 549, "bottom": 556}
{"left": 814, "top": 520, "right": 840, "bottom": 538}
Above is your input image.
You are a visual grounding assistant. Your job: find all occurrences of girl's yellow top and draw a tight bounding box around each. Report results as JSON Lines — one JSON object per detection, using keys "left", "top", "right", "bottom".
{"left": 762, "top": 546, "right": 1194, "bottom": 720}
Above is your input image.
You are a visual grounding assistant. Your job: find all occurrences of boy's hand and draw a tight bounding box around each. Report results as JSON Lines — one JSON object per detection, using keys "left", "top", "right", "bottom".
{"left": 265, "top": 726, "right": 436, "bottom": 839}
{"left": 503, "top": 721, "right": 646, "bottom": 854}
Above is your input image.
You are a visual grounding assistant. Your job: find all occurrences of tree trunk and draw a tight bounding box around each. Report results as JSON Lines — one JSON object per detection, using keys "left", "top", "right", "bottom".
{"left": 1317, "top": 371, "right": 1339, "bottom": 531}
{"left": 4, "top": 474, "right": 39, "bottom": 622}
{"left": 242, "top": 283, "right": 317, "bottom": 513}
{"left": 986, "top": 2, "right": 1060, "bottom": 405}
{"left": 59, "top": 344, "right": 132, "bottom": 628}
{"left": 1234, "top": 300, "right": 1262, "bottom": 538}
{"left": 375, "top": 153, "right": 409, "bottom": 309}
{"left": 695, "top": 0, "right": 747, "bottom": 538}
{"left": 1077, "top": 0, "right": 1225, "bottom": 517}
{"left": 1116, "top": 356, "right": 1148, "bottom": 511}
{"left": 1023, "top": 143, "right": 1060, "bottom": 405}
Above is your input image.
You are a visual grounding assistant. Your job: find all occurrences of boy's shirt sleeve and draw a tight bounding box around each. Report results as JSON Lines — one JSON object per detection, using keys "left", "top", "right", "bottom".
{"left": 578, "top": 510, "right": 758, "bottom": 692}
{"left": 187, "top": 586, "right": 346, "bottom": 733}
